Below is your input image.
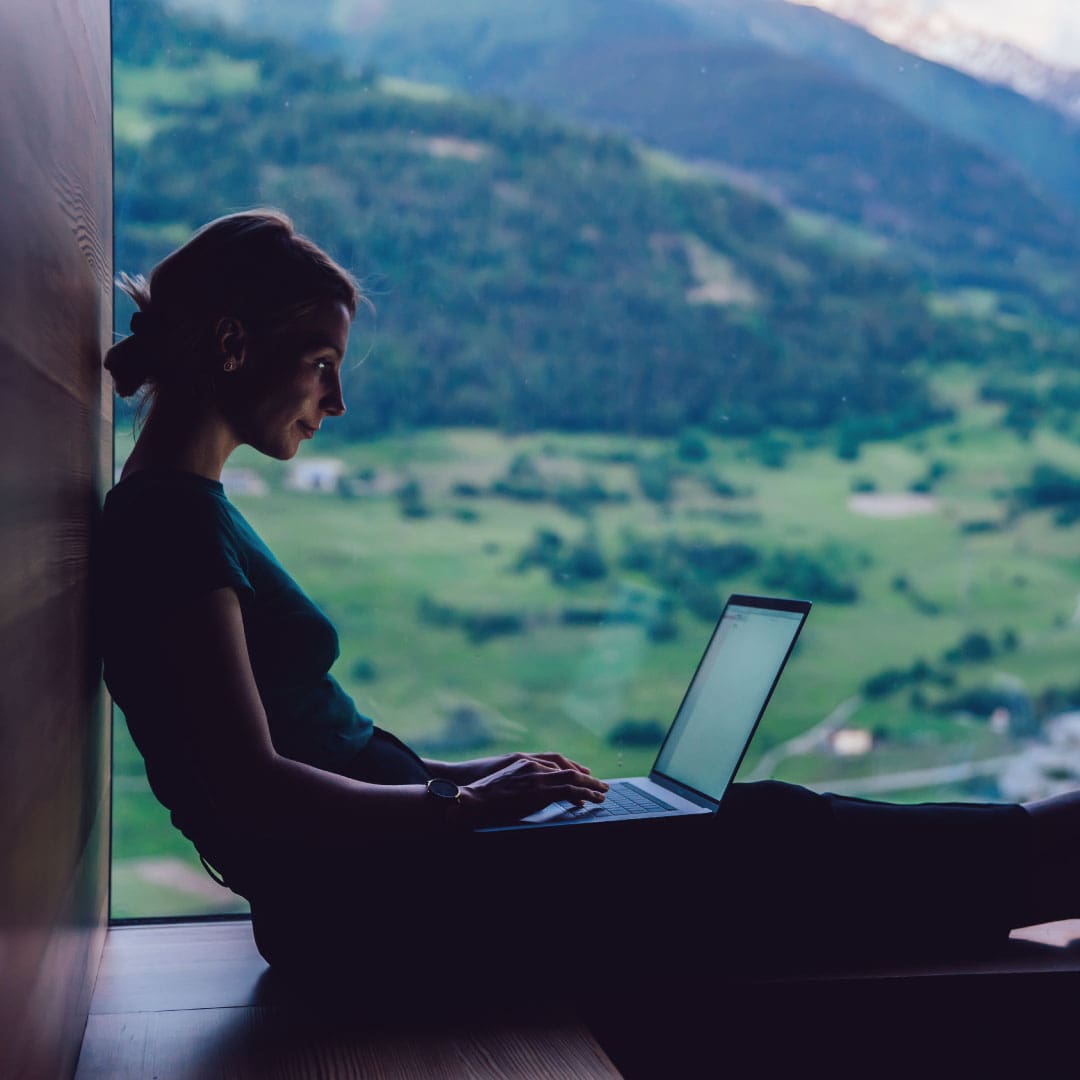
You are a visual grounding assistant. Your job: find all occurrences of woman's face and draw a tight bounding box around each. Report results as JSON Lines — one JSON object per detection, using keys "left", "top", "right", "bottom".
{"left": 231, "top": 300, "right": 352, "bottom": 460}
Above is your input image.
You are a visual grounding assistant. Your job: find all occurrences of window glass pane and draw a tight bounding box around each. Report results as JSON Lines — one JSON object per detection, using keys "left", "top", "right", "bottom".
{"left": 111, "top": 0, "right": 1080, "bottom": 919}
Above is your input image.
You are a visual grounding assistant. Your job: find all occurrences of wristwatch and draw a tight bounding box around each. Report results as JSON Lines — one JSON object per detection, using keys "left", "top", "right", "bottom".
{"left": 426, "top": 777, "right": 462, "bottom": 813}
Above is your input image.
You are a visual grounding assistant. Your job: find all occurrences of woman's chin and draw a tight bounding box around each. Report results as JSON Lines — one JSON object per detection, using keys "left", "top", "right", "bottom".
{"left": 247, "top": 436, "right": 301, "bottom": 462}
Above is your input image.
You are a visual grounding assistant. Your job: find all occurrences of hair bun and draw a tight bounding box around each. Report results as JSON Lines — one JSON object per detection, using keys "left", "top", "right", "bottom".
{"left": 129, "top": 309, "right": 164, "bottom": 342}
{"left": 104, "top": 329, "right": 156, "bottom": 398}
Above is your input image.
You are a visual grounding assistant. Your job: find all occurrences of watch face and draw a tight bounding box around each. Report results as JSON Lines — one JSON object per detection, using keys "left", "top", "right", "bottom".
{"left": 427, "top": 778, "right": 459, "bottom": 799}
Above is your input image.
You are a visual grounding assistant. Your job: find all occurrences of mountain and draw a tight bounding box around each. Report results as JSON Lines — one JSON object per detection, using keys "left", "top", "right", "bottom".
{"left": 117, "top": 0, "right": 1058, "bottom": 445}
{"left": 168, "top": 0, "right": 1080, "bottom": 217}
{"left": 786, "top": 0, "right": 1080, "bottom": 122}
{"left": 166, "top": 0, "right": 1080, "bottom": 323}
{"left": 669, "top": 0, "right": 1080, "bottom": 226}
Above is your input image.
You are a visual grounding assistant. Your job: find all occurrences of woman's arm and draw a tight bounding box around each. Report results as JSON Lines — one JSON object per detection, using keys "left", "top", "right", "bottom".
{"left": 161, "top": 588, "right": 606, "bottom": 836}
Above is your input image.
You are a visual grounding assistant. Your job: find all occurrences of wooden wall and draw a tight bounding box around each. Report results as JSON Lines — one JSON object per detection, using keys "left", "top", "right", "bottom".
{"left": 0, "top": 1, "right": 113, "bottom": 1077}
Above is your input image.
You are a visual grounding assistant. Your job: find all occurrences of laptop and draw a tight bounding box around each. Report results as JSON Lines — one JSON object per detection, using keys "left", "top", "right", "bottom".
{"left": 478, "top": 594, "right": 810, "bottom": 832}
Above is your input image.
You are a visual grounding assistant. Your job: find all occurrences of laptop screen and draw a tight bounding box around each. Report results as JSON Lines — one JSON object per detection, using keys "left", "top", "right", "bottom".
{"left": 653, "top": 597, "right": 808, "bottom": 801}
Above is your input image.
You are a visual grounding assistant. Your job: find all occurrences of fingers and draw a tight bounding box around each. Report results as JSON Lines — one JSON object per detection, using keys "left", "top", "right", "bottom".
{"left": 545, "top": 769, "right": 609, "bottom": 802}
{"left": 558, "top": 755, "right": 591, "bottom": 774}
{"left": 524, "top": 752, "right": 592, "bottom": 775}
{"left": 501, "top": 759, "right": 606, "bottom": 793}
{"left": 579, "top": 778, "right": 609, "bottom": 800}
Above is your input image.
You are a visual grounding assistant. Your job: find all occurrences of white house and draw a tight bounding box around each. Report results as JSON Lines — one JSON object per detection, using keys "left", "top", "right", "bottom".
{"left": 284, "top": 457, "right": 347, "bottom": 494}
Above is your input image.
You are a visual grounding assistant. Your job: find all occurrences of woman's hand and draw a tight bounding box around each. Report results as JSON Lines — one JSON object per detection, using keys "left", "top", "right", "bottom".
{"left": 455, "top": 756, "right": 608, "bottom": 828}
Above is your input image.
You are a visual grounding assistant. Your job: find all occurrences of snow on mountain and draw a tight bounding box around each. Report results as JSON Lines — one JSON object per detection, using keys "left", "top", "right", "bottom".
{"left": 787, "top": 0, "right": 1080, "bottom": 121}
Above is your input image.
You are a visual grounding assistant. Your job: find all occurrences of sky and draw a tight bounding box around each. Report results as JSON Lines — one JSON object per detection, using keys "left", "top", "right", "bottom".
{"left": 805, "top": 0, "right": 1080, "bottom": 69}
{"left": 935, "top": 0, "right": 1080, "bottom": 66}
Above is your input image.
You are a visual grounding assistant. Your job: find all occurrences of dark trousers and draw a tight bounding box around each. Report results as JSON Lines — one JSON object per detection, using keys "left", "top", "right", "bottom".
{"left": 235, "top": 729, "right": 1033, "bottom": 994}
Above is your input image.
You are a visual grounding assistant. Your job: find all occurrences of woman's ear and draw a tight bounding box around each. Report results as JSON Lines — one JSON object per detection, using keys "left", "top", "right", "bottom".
{"left": 214, "top": 316, "right": 247, "bottom": 372}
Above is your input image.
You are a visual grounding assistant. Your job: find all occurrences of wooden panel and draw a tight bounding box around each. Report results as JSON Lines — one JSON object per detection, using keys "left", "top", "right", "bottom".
{"left": 0, "top": 1, "right": 113, "bottom": 1078}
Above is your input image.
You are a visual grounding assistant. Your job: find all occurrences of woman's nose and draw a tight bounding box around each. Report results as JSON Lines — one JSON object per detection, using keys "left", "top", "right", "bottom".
{"left": 322, "top": 372, "right": 346, "bottom": 416}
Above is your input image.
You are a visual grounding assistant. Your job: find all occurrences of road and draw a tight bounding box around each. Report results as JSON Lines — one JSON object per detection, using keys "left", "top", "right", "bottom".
{"left": 800, "top": 755, "right": 1016, "bottom": 797}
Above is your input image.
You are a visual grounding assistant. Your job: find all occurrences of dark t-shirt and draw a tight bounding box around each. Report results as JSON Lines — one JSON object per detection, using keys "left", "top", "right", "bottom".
{"left": 98, "top": 468, "right": 374, "bottom": 856}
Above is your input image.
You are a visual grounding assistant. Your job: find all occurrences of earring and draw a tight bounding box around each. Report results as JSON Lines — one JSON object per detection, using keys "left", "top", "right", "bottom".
{"left": 223, "top": 358, "right": 238, "bottom": 373}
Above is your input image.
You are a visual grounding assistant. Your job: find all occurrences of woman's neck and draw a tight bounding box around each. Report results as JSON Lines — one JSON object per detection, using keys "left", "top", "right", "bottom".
{"left": 122, "top": 400, "right": 240, "bottom": 482}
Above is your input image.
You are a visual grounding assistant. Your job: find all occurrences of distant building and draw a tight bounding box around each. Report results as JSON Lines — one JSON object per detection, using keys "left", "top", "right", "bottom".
{"left": 220, "top": 467, "right": 268, "bottom": 497}
{"left": 830, "top": 727, "right": 874, "bottom": 757}
{"left": 284, "top": 457, "right": 346, "bottom": 494}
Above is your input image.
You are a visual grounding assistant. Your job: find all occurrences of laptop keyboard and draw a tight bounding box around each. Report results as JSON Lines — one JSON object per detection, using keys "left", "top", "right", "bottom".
{"left": 557, "top": 780, "right": 677, "bottom": 820}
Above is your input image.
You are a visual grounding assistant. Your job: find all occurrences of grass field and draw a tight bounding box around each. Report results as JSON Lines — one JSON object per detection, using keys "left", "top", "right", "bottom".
{"left": 110, "top": 368, "right": 1080, "bottom": 916}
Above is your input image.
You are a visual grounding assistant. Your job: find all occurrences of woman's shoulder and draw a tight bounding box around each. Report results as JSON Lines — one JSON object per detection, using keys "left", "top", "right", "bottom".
{"left": 111, "top": 465, "right": 226, "bottom": 496}
{"left": 107, "top": 467, "right": 228, "bottom": 515}
{"left": 100, "top": 468, "right": 254, "bottom": 598}
{"left": 104, "top": 468, "right": 239, "bottom": 550}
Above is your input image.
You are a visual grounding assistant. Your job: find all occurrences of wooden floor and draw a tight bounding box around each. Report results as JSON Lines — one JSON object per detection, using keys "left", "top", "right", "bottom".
{"left": 74, "top": 921, "right": 622, "bottom": 1079}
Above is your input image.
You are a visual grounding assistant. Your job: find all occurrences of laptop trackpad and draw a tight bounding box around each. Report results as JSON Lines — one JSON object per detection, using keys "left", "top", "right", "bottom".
{"left": 520, "top": 801, "right": 602, "bottom": 824}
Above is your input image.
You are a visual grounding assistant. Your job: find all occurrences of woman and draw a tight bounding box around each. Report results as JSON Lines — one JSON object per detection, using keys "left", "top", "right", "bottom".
{"left": 100, "top": 210, "right": 1079, "bottom": 996}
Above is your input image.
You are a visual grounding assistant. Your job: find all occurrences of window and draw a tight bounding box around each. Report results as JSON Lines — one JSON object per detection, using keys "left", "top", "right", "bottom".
{"left": 111, "top": 0, "right": 1080, "bottom": 919}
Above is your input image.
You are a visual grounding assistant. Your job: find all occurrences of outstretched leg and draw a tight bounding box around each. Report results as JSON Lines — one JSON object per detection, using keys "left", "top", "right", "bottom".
{"left": 1021, "top": 790, "right": 1080, "bottom": 926}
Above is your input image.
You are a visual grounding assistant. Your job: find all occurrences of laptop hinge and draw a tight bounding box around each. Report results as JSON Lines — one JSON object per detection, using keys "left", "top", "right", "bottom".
{"left": 650, "top": 773, "right": 718, "bottom": 810}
